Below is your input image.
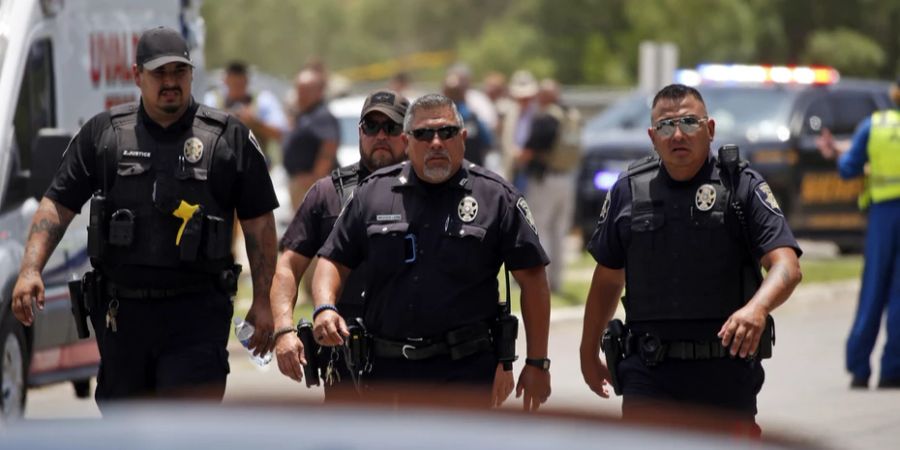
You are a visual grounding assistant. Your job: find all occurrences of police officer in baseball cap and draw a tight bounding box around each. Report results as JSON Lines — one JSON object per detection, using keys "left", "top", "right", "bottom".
{"left": 271, "top": 89, "right": 410, "bottom": 400}
{"left": 12, "top": 26, "right": 279, "bottom": 411}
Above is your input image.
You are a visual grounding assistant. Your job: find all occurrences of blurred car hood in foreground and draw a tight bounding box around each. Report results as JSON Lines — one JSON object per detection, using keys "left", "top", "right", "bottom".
{"left": 0, "top": 391, "right": 820, "bottom": 450}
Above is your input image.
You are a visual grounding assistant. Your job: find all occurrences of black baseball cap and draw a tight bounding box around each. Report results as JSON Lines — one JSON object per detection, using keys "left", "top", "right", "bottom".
{"left": 136, "top": 27, "right": 193, "bottom": 70}
{"left": 360, "top": 90, "right": 409, "bottom": 124}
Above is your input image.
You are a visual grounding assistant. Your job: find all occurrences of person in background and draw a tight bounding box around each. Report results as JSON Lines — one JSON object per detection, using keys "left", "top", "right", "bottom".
{"left": 519, "top": 79, "right": 581, "bottom": 294}
{"left": 203, "top": 60, "right": 288, "bottom": 161}
{"left": 282, "top": 68, "right": 340, "bottom": 211}
{"left": 443, "top": 72, "right": 494, "bottom": 167}
{"left": 817, "top": 76, "right": 900, "bottom": 389}
{"left": 501, "top": 70, "right": 539, "bottom": 191}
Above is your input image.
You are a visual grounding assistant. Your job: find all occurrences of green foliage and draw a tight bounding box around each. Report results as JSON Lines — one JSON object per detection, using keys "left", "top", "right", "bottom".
{"left": 581, "top": 33, "right": 630, "bottom": 86}
{"left": 800, "top": 256, "right": 863, "bottom": 284}
{"left": 622, "top": 0, "right": 759, "bottom": 67}
{"left": 458, "top": 19, "right": 555, "bottom": 80}
{"left": 201, "top": 0, "right": 900, "bottom": 86}
{"left": 803, "top": 28, "right": 886, "bottom": 77}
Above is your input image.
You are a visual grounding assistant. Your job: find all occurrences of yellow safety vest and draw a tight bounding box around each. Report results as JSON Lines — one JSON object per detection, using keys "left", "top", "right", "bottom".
{"left": 866, "top": 110, "right": 900, "bottom": 205}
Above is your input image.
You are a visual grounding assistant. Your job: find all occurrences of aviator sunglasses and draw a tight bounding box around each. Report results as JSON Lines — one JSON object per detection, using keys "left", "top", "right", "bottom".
{"left": 359, "top": 119, "right": 404, "bottom": 137}
{"left": 408, "top": 126, "right": 462, "bottom": 142}
{"left": 653, "top": 116, "right": 708, "bottom": 138}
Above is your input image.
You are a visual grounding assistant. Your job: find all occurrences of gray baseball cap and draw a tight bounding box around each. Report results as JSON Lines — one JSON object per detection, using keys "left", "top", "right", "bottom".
{"left": 361, "top": 90, "right": 410, "bottom": 124}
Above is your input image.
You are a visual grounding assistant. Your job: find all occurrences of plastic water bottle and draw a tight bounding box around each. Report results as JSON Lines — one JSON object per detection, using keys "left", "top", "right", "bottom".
{"left": 233, "top": 317, "right": 272, "bottom": 366}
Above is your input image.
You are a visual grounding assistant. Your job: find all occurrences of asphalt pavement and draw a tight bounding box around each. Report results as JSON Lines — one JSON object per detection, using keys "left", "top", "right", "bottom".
{"left": 22, "top": 239, "right": 900, "bottom": 449}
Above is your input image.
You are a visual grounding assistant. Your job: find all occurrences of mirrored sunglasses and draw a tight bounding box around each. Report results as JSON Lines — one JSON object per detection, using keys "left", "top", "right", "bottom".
{"left": 653, "top": 116, "right": 707, "bottom": 137}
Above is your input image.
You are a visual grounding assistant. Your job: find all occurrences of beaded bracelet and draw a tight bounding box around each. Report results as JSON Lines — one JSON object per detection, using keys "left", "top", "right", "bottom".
{"left": 312, "top": 304, "right": 339, "bottom": 320}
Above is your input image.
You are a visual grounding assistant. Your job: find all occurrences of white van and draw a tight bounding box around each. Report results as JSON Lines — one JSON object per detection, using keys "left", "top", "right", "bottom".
{"left": 0, "top": 0, "right": 206, "bottom": 421}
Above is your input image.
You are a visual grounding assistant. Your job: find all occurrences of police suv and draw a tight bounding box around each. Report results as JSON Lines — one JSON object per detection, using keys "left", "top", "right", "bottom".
{"left": 575, "top": 64, "right": 892, "bottom": 251}
{"left": 0, "top": 0, "right": 206, "bottom": 421}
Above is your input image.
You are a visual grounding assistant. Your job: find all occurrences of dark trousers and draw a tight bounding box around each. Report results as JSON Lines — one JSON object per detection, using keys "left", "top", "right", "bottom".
{"left": 618, "top": 354, "right": 765, "bottom": 436}
{"left": 363, "top": 351, "right": 496, "bottom": 407}
{"left": 89, "top": 291, "right": 232, "bottom": 412}
{"left": 319, "top": 347, "right": 359, "bottom": 403}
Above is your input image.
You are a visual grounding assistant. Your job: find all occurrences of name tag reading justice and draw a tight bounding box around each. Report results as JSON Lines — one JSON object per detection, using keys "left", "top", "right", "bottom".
{"left": 377, "top": 214, "right": 402, "bottom": 222}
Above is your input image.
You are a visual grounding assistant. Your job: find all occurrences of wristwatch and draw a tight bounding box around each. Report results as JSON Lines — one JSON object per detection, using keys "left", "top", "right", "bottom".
{"left": 525, "top": 358, "right": 551, "bottom": 371}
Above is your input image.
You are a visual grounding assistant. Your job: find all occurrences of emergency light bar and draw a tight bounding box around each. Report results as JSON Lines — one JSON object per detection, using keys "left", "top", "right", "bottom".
{"left": 675, "top": 64, "right": 840, "bottom": 86}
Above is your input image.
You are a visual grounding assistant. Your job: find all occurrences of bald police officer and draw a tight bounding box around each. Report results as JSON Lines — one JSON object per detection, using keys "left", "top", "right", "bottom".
{"left": 311, "top": 94, "right": 551, "bottom": 410}
{"left": 11, "top": 27, "right": 278, "bottom": 409}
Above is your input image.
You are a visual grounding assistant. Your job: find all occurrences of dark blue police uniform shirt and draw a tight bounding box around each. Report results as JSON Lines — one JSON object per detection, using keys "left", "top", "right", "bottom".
{"left": 588, "top": 156, "right": 802, "bottom": 269}
{"left": 318, "top": 161, "right": 549, "bottom": 339}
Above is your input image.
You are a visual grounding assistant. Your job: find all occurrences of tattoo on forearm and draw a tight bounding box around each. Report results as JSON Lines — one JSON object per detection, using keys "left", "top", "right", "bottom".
{"left": 29, "top": 218, "right": 66, "bottom": 247}
{"left": 23, "top": 218, "right": 65, "bottom": 270}
{"left": 245, "top": 219, "right": 276, "bottom": 296}
{"left": 779, "top": 266, "right": 792, "bottom": 288}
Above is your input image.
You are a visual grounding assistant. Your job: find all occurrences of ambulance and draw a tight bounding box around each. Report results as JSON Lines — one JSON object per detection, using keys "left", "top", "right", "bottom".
{"left": 0, "top": 0, "right": 206, "bottom": 421}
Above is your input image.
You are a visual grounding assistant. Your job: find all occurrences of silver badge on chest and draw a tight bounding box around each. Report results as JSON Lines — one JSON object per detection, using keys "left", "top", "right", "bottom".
{"left": 695, "top": 184, "right": 717, "bottom": 211}
{"left": 183, "top": 137, "right": 204, "bottom": 164}
{"left": 458, "top": 195, "right": 479, "bottom": 222}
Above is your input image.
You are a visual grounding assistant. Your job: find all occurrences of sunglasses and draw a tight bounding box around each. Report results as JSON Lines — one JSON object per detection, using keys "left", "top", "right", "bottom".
{"left": 359, "top": 119, "right": 403, "bottom": 137}
{"left": 653, "top": 116, "right": 708, "bottom": 138}
{"left": 408, "top": 126, "right": 461, "bottom": 142}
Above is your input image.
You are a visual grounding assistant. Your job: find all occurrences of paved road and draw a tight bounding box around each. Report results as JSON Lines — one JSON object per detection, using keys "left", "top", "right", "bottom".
{"left": 24, "top": 278, "right": 900, "bottom": 449}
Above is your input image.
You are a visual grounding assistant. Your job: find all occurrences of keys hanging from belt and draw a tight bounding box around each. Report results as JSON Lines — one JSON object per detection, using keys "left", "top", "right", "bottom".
{"left": 106, "top": 298, "right": 119, "bottom": 333}
{"left": 324, "top": 347, "right": 342, "bottom": 386}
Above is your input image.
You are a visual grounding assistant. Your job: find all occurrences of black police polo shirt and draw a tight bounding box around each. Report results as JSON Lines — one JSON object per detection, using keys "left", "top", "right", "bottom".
{"left": 588, "top": 156, "right": 802, "bottom": 269}
{"left": 318, "top": 161, "right": 549, "bottom": 339}
{"left": 46, "top": 98, "right": 278, "bottom": 286}
{"left": 48, "top": 98, "right": 277, "bottom": 220}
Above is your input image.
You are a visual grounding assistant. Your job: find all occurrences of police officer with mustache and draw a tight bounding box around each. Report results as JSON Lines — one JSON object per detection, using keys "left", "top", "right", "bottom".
{"left": 311, "top": 94, "right": 552, "bottom": 410}
{"left": 12, "top": 27, "right": 278, "bottom": 410}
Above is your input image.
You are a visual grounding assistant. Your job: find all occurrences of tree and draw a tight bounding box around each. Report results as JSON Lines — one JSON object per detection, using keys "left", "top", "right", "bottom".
{"left": 803, "top": 29, "right": 885, "bottom": 77}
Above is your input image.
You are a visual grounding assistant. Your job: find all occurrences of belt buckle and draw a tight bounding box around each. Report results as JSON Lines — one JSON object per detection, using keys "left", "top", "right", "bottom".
{"left": 638, "top": 334, "right": 664, "bottom": 366}
{"left": 401, "top": 337, "right": 424, "bottom": 359}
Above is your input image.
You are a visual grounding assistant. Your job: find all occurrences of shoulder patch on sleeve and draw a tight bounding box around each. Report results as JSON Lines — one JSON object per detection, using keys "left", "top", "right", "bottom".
{"left": 516, "top": 197, "right": 537, "bottom": 234}
{"left": 248, "top": 130, "right": 264, "bottom": 157}
{"left": 755, "top": 182, "right": 783, "bottom": 216}
{"left": 598, "top": 191, "right": 611, "bottom": 224}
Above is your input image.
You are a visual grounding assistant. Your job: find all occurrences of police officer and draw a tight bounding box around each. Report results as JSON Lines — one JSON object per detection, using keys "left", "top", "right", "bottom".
{"left": 579, "top": 84, "right": 802, "bottom": 433}
{"left": 311, "top": 94, "right": 552, "bottom": 410}
{"left": 817, "top": 76, "right": 900, "bottom": 389}
{"left": 11, "top": 27, "right": 278, "bottom": 409}
{"left": 270, "top": 90, "right": 410, "bottom": 399}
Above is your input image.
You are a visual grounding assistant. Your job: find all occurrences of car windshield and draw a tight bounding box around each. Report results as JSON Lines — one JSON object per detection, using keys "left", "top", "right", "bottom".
{"left": 584, "top": 85, "right": 799, "bottom": 144}
{"left": 339, "top": 115, "right": 360, "bottom": 149}
{"left": 703, "top": 86, "right": 798, "bottom": 143}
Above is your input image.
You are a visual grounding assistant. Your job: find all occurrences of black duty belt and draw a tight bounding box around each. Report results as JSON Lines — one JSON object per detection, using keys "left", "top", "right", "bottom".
{"left": 373, "top": 338, "right": 450, "bottom": 361}
{"left": 664, "top": 341, "right": 729, "bottom": 360}
{"left": 371, "top": 321, "right": 493, "bottom": 361}
{"left": 627, "top": 334, "right": 729, "bottom": 365}
{"left": 105, "top": 281, "right": 216, "bottom": 299}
